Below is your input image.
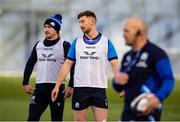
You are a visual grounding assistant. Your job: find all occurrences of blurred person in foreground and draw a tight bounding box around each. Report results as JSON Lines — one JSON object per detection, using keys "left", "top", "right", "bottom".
{"left": 51, "top": 10, "right": 122, "bottom": 121}
{"left": 22, "top": 14, "right": 74, "bottom": 121}
{"left": 113, "top": 17, "right": 174, "bottom": 121}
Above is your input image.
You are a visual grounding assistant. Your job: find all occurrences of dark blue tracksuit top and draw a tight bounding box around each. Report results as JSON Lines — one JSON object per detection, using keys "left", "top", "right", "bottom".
{"left": 113, "top": 41, "right": 174, "bottom": 105}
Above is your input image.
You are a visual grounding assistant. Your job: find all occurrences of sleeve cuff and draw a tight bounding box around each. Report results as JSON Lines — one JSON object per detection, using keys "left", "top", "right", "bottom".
{"left": 67, "top": 57, "right": 76, "bottom": 61}
{"left": 23, "top": 81, "right": 29, "bottom": 85}
{"left": 108, "top": 56, "right": 118, "bottom": 61}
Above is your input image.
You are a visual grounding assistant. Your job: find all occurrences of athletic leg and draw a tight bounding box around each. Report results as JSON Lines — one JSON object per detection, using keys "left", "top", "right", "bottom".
{"left": 92, "top": 106, "right": 107, "bottom": 121}
{"left": 50, "top": 90, "right": 65, "bottom": 121}
{"left": 91, "top": 88, "right": 108, "bottom": 121}
{"left": 72, "top": 87, "right": 91, "bottom": 121}
{"left": 74, "top": 108, "right": 88, "bottom": 121}
{"left": 28, "top": 89, "right": 48, "bottom": 121}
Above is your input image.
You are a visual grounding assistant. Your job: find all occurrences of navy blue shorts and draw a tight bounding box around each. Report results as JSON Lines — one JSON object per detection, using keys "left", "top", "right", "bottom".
{"left": 72, "top": 87, "right": 108, "bottom": 110}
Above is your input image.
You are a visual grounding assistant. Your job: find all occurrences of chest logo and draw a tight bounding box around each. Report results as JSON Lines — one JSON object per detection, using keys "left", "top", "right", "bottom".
{"left": 39, "top": 53, "right": 56, "bottom": 62}
{"left": 80, "top": 51, "right": 99, "bottom": 60}
{"left": 42, "top": 54, "right": 54, "bottom": 58}
{"left": 83, "top": 51, "right": 96, "bottom": 55}
{"left": 123, "top": 55, "right": 131, "bottom": 66}
{"left": 136, "top": 52, "right": 148, "bottom": 68}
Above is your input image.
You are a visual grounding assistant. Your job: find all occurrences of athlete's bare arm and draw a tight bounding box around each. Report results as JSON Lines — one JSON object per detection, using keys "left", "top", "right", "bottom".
{"left": 110, "top": 59, "right": 129, "bottom": 85}
{"left": 51, "top": 59, "right": 74, "bottom": 101}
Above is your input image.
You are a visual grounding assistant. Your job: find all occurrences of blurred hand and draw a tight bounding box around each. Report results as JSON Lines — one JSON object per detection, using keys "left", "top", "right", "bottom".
{"left": 51, "top": 86, "right": 59, "bottom": 102}
{"left": 63, "top": 87, "right": 73, "bottom": 99}
{"left": 143, "top": 93, "right": 161, "bottom": 115}
{"left": 114, "top": 72, "right": 129, "bottom": 85}
{"left": 119, "top": 90, "right": 125, "bottom": 97}
{"left": 23, "top": 84, "right": 34, "bottom": 94}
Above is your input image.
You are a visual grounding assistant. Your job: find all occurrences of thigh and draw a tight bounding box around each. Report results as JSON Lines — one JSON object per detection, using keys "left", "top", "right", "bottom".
{"left": 28, "top": 89, "right": 48, "bottom": 121}
{"left": 91, "top": 88, "right": 108, "bottom": 109}
{"left": 92, "top": 106, "right": 107, "bottom": 121}
{"left": 74, "top": 108, "right": 88, "bottom": 121}
{"left": 49, "top": 85, "right": 65, "bottom": 121}
{"left": 72, "top": 87, "right": 91, "bottom": 110}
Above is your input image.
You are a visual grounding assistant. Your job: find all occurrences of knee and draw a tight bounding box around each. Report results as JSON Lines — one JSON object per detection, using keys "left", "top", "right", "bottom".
{"left": 74, "top": 114, "right": 86, "bottom": 121}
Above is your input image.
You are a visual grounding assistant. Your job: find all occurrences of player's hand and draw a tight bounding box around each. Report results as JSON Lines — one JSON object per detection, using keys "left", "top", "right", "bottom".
{"left": 51, "top": 86, "right": 59, "bottom": 102}
{"left": 63, "top": 87, "right": 73, "bottom": 99}
{"left": 143, "top": 93, "right": 161, "bottom": 115}
{"left": 119, "top": 90, "right": 125, "bottom": 97}
{"left": 114, "top": 72, "right": 129, "bottom": 85}
{"left": 23, "top": 84, "right": 34, "bottom": 94}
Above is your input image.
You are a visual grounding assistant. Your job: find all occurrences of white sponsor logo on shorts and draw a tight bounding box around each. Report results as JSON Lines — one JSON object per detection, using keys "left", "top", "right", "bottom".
{"left": 30, "top": 95, "right": 36, "bottom": 104}
{"left": 75, "top": 102, "right": 80, "bottom": 109}
{"left": 105, "top": 99, "right": 108, "bottom": 107}
{"left": 57, "top": 102, "right": 61, "bottom": 107}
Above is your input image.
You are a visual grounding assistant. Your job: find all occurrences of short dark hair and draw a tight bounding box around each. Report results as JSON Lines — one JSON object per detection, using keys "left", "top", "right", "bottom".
{"left": 77, "top": 10, "right": 97, "bottom": 21}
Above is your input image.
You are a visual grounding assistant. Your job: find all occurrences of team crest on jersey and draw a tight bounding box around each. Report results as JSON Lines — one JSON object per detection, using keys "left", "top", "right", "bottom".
{"left": 136, "top": 52, "right": 148, "bottom": 68}
{"left": 123, "top": 55, "right": 132, "bottom": 66}
{"left": 140, "top": 52, "right": 148, "bottom": 61}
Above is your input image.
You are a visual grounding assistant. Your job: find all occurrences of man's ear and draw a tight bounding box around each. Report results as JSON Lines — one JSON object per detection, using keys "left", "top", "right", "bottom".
{"left": 136, "top": 30, "right": 141, "bottom": 37}
{"left": 90, "top": 17, "right": 96, "bottom": 25}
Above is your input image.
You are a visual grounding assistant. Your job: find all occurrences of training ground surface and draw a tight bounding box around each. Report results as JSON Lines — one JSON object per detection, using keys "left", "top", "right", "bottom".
{"left": 0, "top": 77, "right": 179, "bottom": 121}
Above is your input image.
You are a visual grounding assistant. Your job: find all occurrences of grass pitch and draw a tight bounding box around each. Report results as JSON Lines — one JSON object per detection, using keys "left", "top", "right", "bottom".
{"left": 0, "top": 77, "right": 179, "bottom": 121}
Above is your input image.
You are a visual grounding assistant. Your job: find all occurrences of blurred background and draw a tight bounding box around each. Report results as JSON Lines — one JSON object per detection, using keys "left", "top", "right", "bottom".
{"left": 0, "top": 0, "right": 180, "bottom": 121}
{"left": 0, "top": 0, "right": 180, "bottom": 77}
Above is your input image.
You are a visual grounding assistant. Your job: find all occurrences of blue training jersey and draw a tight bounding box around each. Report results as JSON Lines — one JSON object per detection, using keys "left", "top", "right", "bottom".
{"left": 113, "top": 41, "right": 174, "bottom": 103}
